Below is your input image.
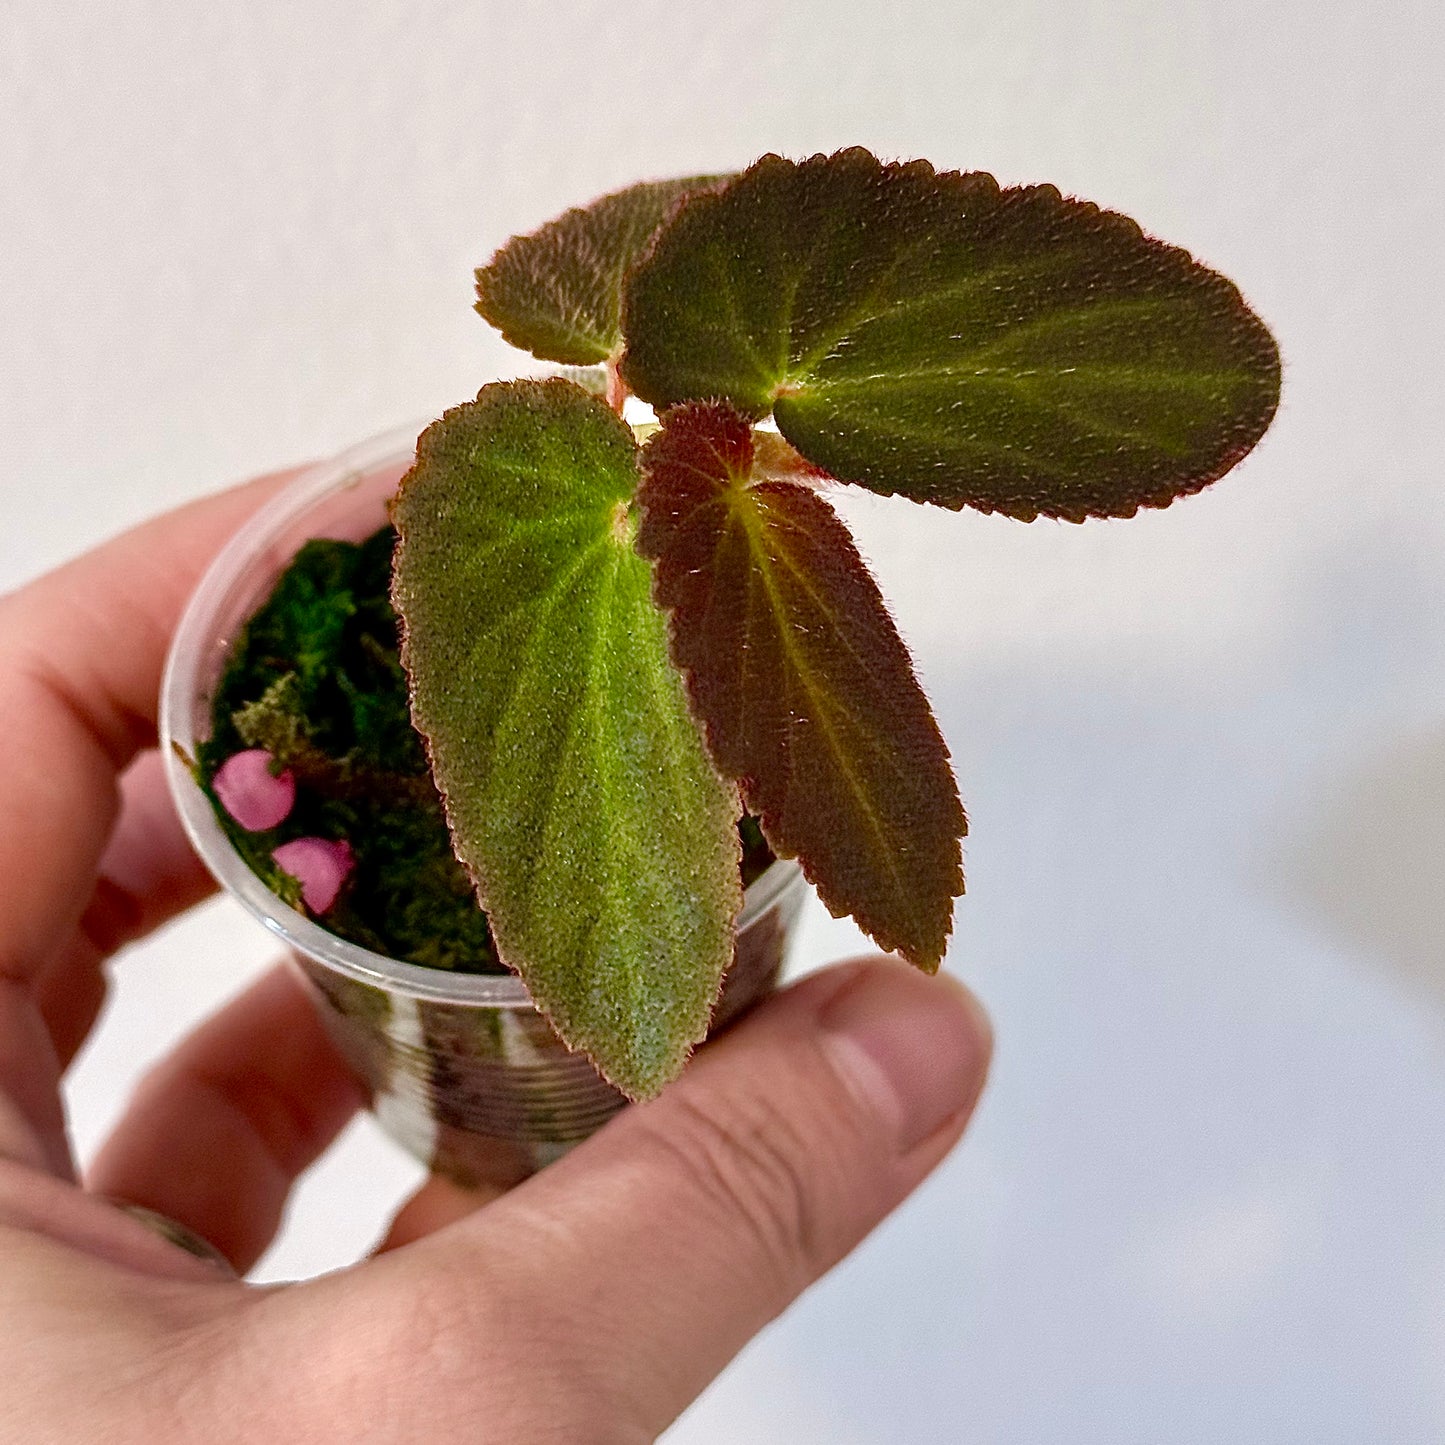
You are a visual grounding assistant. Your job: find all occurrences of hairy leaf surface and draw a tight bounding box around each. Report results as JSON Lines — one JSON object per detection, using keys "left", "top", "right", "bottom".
{"left": 621, "top": 149, "right": 1281, "bottom": 521}
{"left": 637, "top": 402, "right": 965, "bottom": 969}
{"left": 392, "top": 380, "right": 742, "bottom": 1097}
{"left": 476, "top": 174, "right": 731, "bottom": 366}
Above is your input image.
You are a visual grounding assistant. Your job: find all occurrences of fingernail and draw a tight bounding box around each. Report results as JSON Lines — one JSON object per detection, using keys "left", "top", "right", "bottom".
{"left": 820, "top": 963, "right": 992, "bottom": 1155}
{"left": 111, "top": 1202, "right": 237, "bottom": 1277}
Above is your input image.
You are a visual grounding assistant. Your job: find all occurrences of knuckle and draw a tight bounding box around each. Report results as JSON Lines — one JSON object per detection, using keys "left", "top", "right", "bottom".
{"left": 639, "top": 1085, "right": 828, "bottom": 1297}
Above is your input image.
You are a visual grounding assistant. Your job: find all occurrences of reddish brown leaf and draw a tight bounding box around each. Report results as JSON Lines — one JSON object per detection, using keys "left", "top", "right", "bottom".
{"left": 475, "top": 173, "right": 732, "bottom": 366}
{"left": 637, "top": 402, "right": 966, "bottom": 970}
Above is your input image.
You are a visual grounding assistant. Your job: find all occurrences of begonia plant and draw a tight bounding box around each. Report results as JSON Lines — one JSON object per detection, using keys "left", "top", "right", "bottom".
{"left": 209, "top": 149, "right": 1281, "bottom": 1098}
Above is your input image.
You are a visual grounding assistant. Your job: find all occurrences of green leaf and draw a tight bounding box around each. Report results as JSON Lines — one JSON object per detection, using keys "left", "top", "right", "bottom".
{"left": 475, "top": 174, "right": 732, "bottom": 366}
{"left": 620, "top": 149, "right": 1281, "bottom": 522}
{"left": 391, "top": 379, "right": 742, "bottom": 1097}
{"left": 637, "top": 402, "right": 965, "bottom": 970}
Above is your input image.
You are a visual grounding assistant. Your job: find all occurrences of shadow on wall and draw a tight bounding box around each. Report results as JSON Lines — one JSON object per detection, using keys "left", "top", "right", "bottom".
{"left": 882, "top": 494, "right": 1445, "bottom": 1025}
{"left": 1245, "top": 507, "right": 1445, "bottom": 1019}
{"left": 1269, "top": 725, "right": 1445, "bottom": 1017}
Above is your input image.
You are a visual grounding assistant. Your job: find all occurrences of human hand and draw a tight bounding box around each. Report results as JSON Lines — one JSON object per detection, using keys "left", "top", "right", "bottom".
{"left": 0, "top": 473, "right": 992, "bottom": 1443}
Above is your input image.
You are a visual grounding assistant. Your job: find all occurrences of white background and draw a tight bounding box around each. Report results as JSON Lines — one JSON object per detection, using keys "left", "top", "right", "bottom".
{"left": 4, "top": 2, "right": 1443, "bottom": 1440}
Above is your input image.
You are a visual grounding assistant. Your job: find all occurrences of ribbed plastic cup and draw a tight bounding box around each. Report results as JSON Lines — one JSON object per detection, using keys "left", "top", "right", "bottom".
{"left": 160, "top": 423, "right": 808, "bottom": 1186}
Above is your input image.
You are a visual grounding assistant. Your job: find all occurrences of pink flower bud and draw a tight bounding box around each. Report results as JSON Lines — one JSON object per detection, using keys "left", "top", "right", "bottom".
{"left": 213, "top": 749, "right": 296, "bottom": 831}
{"left": 272, "top": 837, "right": 355, "bottom": 914}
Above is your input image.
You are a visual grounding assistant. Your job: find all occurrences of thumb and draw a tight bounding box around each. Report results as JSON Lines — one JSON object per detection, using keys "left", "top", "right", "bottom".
{"left": 394, "top": 957, "right": 991, "bottom": 1439}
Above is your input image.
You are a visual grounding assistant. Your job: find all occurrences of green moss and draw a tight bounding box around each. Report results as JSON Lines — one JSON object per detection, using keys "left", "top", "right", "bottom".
{"left": 200, "top": 525, "right": 772, "bottom": 975}
{"left": 199, "top": 527, "right": 502, "bottom": 972}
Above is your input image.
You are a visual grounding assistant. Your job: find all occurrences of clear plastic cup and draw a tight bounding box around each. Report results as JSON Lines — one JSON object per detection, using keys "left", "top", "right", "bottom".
{"left": 160, "top": 423, "right": 808, "bottom": 1186}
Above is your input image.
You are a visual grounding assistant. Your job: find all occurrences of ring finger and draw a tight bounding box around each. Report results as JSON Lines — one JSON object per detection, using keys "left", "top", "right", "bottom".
{"left": 87, "top": 963, "right": 364, "bottom": 1273}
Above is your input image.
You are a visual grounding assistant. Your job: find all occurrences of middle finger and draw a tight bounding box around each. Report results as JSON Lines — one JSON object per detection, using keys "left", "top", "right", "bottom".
{"left": 35, "top": 748, "right": 217, "bottom": 1069}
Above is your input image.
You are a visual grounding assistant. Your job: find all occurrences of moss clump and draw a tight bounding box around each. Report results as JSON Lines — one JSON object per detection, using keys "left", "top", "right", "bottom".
{"left": 199, "top": 525, "right": 772, "bottom": 973}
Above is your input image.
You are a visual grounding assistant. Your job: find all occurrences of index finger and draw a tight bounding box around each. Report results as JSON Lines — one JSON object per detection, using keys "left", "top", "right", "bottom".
{"left": 0, "top": 469, "right": 302, "bottom": 1175}
{"left": 0, "top": 470, "right": 298, "bottom": 989}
